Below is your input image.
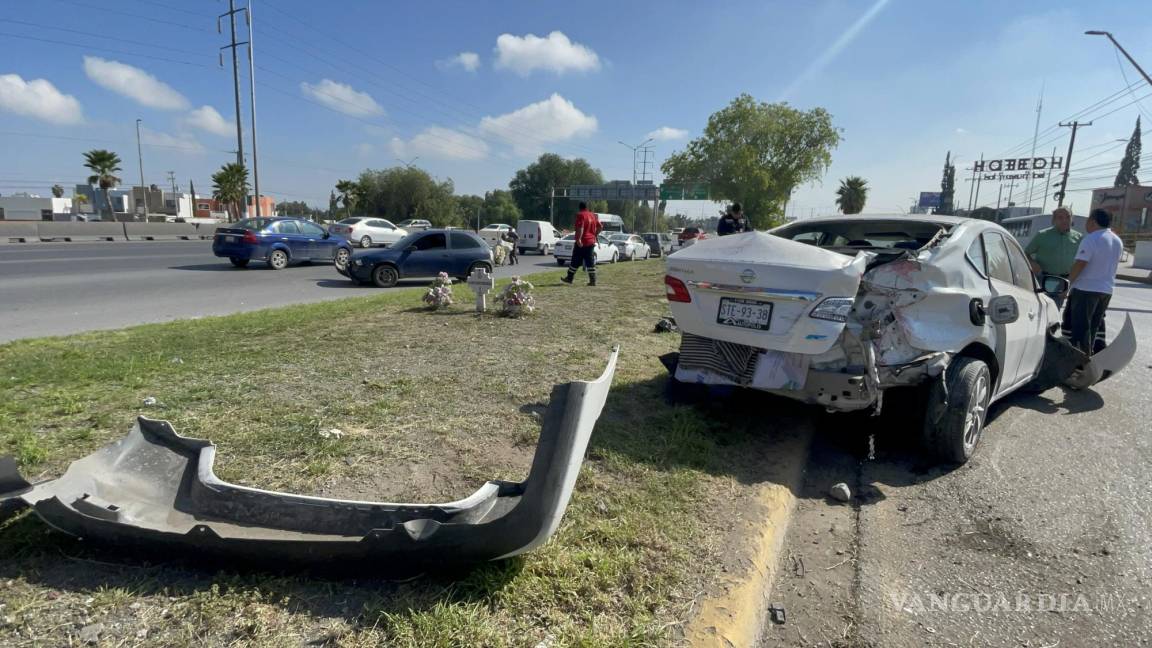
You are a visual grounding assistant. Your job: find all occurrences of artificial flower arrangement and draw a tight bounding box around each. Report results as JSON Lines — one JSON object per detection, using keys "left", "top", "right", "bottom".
{"left": 422, "top": 272, "right": 455, "bottom": 309}
{"left": 498, "top": 276, "right": 536, "bottom": 317}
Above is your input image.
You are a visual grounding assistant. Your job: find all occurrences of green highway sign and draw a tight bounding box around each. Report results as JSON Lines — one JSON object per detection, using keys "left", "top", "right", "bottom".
{"left": 659, "top": 184, "right": 709, "bottom": 200}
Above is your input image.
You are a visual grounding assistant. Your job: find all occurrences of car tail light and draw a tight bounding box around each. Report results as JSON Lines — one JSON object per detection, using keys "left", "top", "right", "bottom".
{"left": 242, "top": 230, "right": 258, "bottom": 244}
{"left": 665, "top": 275, "right": 692, "bottom": 303}
{"left": 809, "top": 297, "right": 854, "bottom": 322}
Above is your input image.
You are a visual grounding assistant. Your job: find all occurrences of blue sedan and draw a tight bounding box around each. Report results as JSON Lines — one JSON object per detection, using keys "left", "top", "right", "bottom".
{"left": 212, "top": 217, "right": 353, "bottom": 271}
{"left": 340, "top": 229, "right": 494, "bottom": 287}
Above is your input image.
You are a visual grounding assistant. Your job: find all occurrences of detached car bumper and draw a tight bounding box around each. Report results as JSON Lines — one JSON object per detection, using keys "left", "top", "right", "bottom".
{"left": 0, "top": 348, "right": 620, "bottom": 569}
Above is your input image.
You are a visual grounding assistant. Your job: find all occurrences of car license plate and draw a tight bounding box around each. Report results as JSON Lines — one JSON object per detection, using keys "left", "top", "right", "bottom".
{"left": 717, "top": 297, "right": 772, "bottom": 331}
{"left": 225, "top": 235, "right": 237, "bottom": 242}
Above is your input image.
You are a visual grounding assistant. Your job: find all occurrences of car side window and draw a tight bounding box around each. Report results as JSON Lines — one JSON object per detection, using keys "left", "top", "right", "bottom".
{"left": 966, "top": 237, "right": 987, "bottom": 277}
{"left": 273, "top": 220, "right": 300, "bottom": 235}
{"left": 450, "top": 232, "right": 482, "bottom": 249}
{"left": 299, "top": 221, "right": 325, "bottom": 237}
{"left": 982, "top": 233, "right": 1014, "bottom": 285}
{"left": 1004, "top": 237, "right": 1036, "bottom": 290}
{"left": 414, "top": 233, "right": 447, "bottom": 251}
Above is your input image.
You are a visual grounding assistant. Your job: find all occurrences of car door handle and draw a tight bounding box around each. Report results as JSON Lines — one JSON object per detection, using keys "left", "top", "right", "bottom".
{"left": 1028, "top": 311, "right": 1036, "bottom": 320}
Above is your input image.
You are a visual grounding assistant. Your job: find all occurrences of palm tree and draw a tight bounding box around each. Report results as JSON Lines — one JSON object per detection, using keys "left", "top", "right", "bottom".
{"left": 51, "top": 184, "right": 64, "bottom": 198}
{"left": 835, "top": 176, "right": 869, "bottom": 214}
{"left": 212, "top": 163, "right": 250, "bottom": 222}
{"left": 335, "top": 179, "right": 362, "bottom": 218}
{"left": 72, "top": 192, "right": 89, "bottom": 218}
{"left": 83, "top": 149, "right": 122, "bottom": 220}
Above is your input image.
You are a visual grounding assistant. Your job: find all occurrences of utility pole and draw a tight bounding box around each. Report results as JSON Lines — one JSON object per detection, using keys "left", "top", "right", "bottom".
{"left": 549, "top": 186, "right": 555, "bottom": 225}
{"left": 1055, "top": 120, "right": 1091, "bottom": 207}
{"left": 966, "top": 159, "right": 978, "bottom": 212}
{"left": 1041, "top": 146, "right": 1057, "bottom": 214}
{"left": 218, "top": 0, "right": 247, "bottom": 168}
{"left": 167, "top": 171, "right": 177, "bottom": 196}
{"left": 1025, "top": 82, "right": 1044, "bottom": 207}
{"left": 245, "top": 0, "right": 261, "bottom": 217}
{"left": 135, "top": 118, "right": 147, "bottom": 220}
{"left": 972, "top": 154, "right": 984, "bottom": 210}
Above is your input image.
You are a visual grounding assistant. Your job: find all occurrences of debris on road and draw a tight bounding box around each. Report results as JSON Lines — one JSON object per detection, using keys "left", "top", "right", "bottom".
{"left": 829, "top": 482, "right": 852, "bottom": 502}
{"left": 653, "top": 317, "right": 678, "bottom": 333}
{"left": 769, "top": 602, "right": 786, "bottom": 625}
{"left": 318, "top": 428, "right": 343, "bottom": 440}
{"left": 141, "top": 396, "right": 161, "bottom": 407}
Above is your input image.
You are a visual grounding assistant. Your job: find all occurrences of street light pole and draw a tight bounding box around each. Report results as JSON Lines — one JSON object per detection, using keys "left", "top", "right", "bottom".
{"left": 1086, "top": 30, "right": 1152, "bottom": 88}
{"left": 618, "top": 138, "right": 653, "bottom": 230}
{"left": 245, "top": 0, "right": 261, "bottom": 218}
{"left": 135, "top": 118, "right": 147, "bottom": 220}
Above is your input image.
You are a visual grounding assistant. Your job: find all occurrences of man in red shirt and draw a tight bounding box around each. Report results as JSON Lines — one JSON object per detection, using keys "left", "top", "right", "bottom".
{"left": 562, "top": 202, "right": 602, "bottom": 286}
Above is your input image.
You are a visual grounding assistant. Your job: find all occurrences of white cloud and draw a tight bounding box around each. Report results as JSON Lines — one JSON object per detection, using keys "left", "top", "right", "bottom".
{"left": 480, "top": 94, "right": 597, "bottom": 155}
{"left": 648, "top": 126, "right": 688, "bottom": 141}
{"left": 83, "top": 56, "right": 188, "bottom": 110}
{"left": 184, "top": 105, "right": 234, "bottom": 137}
{"left": 494, "top": 31, "right": 600, "bottom": 76}
{"left": 390, "top": 126, "right": 489, "bottom": 161}
{"left": 955, "top": 127, "right": 969, "bottom": 134}
{"left": 139, "top": 127, "right": 204, "bottom": 153}
{"left": 0, "top": 74, "right": 83, "bottom": 124}
{"left": 299, "top": 79, "right": 384, "bottom": 118}
{"left": 355, "top": 142, "right": 374, "bottom": 158}
{"left": 438, "top": 52, "right": 480, "bottom": 72}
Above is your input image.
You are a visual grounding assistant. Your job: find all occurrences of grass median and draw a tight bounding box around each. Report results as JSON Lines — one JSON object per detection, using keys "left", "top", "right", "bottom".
{"left": 0, "top": 260, "right": 808, "bottom": 647}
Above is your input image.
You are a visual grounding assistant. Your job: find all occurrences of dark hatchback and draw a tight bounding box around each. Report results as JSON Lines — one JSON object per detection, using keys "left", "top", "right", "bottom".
{"left": 340, "top": 229, "right": 493, "bottom": 287}
{"left": 212, "top": 217, "right": 353, "bottom": 271}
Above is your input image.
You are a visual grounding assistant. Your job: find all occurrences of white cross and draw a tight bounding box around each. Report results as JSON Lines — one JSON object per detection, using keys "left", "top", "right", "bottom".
{"left": 466, "top": 267, "right": 494, "bottom": 312}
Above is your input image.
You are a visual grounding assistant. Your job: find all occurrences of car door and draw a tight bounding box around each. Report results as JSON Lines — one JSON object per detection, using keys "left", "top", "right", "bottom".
{"left": 404, "top": 232, "right": 449, "bottom": 277}
{"left": 981, "top": 232, "right": 1040, "bottom": 390}
{"left": 1003, "top": 234, "right": 1046, "bottom": 381}
{"left": 270, "top": 220, "right": 307, "bottom": 258}
{"left": 449, "top": 232, "right": 487, "bottom": 274}
{"left": 298, "top": 220, "right": 333, "bottom": 260}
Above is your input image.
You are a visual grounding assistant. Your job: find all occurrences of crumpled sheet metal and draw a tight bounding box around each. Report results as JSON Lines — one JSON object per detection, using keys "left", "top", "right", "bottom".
{"left": 0, "top": 347, "right": 619, "bottom": 568}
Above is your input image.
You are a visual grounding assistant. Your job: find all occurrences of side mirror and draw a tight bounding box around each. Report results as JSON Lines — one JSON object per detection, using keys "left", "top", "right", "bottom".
{"left": 987, "top": 295, "right": 1019, "bottom": 324}
{"left": 1040, "top": 275, "right": 1068, "bottom": 296}
{"left": 323, "top": 232, "right": 330, "bottom": 239}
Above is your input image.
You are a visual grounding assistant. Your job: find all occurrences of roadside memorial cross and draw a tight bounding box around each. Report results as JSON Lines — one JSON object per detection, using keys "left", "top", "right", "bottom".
{"left": 467, "top": 267, "right": 494, "bottom": 312}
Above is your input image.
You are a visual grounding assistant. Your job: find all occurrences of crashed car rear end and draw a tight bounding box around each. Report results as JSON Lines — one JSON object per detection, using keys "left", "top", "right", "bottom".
{"left": 664, "top": 218, "right": 1135, "bottom": 463}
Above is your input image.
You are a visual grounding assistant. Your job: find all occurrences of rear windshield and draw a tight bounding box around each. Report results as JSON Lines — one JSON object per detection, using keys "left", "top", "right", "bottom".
{"left": 773, "top": 219, "right": 948, "bottom": 251}
{"left": 337, "top": 218, "right": 363, "bottom": 225}
{"left": 610, "top": 234, "right": 629, "bottom": 241}
{"left": 235, "top": 218, "right": 273, "bottom": 231}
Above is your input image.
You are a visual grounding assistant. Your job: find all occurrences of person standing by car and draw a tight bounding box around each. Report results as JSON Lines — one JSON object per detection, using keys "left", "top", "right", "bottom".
{"left": 1062, "top": 209, "right": 1123, "bottom": 354}
{"left": 1025, "top": 207, "right": 1081, "bottom": 307}
{"left": 716, "top": 203, "right": 750, "bottom": 236}
{"left": 562, "top": 202, "right": 601, "bottom": 286}
{"left": 504, "top": 230, "right": 520, "bottom": 265}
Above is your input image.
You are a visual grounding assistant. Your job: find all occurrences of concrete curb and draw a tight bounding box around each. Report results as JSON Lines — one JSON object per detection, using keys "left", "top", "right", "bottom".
{"left": 1117, "top": 271, "right": 1152, "bottom": 285}
{"left": 685, "top": 429, "right": 811, "bottom": 648}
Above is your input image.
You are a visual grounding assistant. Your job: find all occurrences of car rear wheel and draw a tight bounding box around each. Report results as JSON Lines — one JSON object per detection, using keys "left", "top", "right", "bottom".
{"left": 922, "top": 356, "right": 990, "bottom": 464}
{"left": 467, "top": 261, "right": 493, "bottom": 279}
{"left": 556, "top": 259, "right": 567, "bottom": 266}
{"left": 268, "top": 249, "right": 289, "bottom": 270}
{"left": 372, "top": 264, "right": 399, "bottom": 288}
{"left": 229, "top": 257, "right": 249, "bottom": 268}
{"left": 359, "top": 235, "right": 372, "bottom": 248}
{"left": 611, "top": 251, "right": 618, "bottom": 264}
{"left": 542, "top": 244, "right": 551, "bottom": 255}
{"left": 334, "top": 247, "right": 351, "bottom": 272}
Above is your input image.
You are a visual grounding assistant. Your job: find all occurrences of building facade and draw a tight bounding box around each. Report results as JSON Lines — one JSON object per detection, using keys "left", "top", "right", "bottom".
{"left": 1091, "top": 185, "right": 1152, "bottom": 234}
{"left": 0, "top": 195, "right": 74, "bottom": 221}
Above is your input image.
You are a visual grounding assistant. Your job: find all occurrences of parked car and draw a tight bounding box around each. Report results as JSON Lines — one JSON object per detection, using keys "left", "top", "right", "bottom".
{"left": 610, "top": 233, "right": 651, "bottom": 260}
{"left": 642, "top": 232, "right": 673, "bottom": 257}
{"left": 213, "top": 217, "right": 352, "bottom": 271}
{"left": 397, "top": 218, "right": 432, "bottom": 232}
{"left": 553, "top": 233, "right": 619, "bottom": 266}
{"left": 663, "top": 216, "right": 1136, "bottom": 464}
{"left": 669, "top": 227, "right": 707, "bottom": 254}
{"left": 339, "top": 229, "right": 494, "bottom": 287}
{"left": 516, "top": 220, "right": 561, "bottom": 255}
{"left": 478, "top": 224, "right": 514, "bottom": 247}
{"left": 327, "top": 217, "right": 407, "bottom": 248}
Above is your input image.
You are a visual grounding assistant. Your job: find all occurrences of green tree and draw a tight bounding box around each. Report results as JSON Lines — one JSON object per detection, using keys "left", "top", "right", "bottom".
{"left": 335, "top": 179, "right": 363, "bottom": 217}
{"left": 82, "top": 149, "right": 122, "bottom": 220}
{"left": 328, "top": 190, "right": 339, "bottom": 217}
{"left": 211, "top": 162, "right": 250, "bottom": 222}
{"left": 938, "top": 152, "right": 956, "bottom": 215}
{"left": 1114, "top": 116, "right": 1141, "bottom": 187}
{"left": 51, "top": 184, "right": 64, "bottom": 198}
{"left": 508, "top": 153, "right": 604, "bottom": 227}
{"left": 356, "top": 166, "right": 457, "bottom": 226}
{"left": 661, "top": 94, "right": 841, "bottom": 228}
{"left": 456, "top": 194, "right": 485, "bottom": 229}
{"left": 479, "top": 190, "right": 522, "bottom": 228}
{"left": 835, "top": 176, "right": 869, "bottom": 214}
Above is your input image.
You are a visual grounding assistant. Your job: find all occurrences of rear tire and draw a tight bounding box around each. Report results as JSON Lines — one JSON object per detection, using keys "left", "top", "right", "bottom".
{"left": 360, "top": 235, "right": 372, "bottom": 248}
{"left": 611, "top": 251, "right": 618, "bottom": 264}
{"left": 268, "top": 249, "right": 289, "bottom": 270}
{"left": 921, "top": 357, "right": 991, "bottom": 464}
{"left": 372, "top": 264, "right": 399, "bottom": 288}
{"left": 229, "top": 257, "right": 249, "bottom": 268}
{"left": 468, "top": 261, "right": 493, "bottom": 278}
{"left": 542, "top": 244, "right": 551, "bottom": 255}
{"left": 556, "top": 259, "right": 566, "bottom": 266}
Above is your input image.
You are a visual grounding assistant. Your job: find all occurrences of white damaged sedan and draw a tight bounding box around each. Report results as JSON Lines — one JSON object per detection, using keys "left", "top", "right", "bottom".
{"left": 664, "top": 215, "right": 1136, "bottom": 463}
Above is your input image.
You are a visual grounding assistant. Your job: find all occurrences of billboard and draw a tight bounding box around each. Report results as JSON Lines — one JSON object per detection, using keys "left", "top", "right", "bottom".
{"left": 918, "top": 192, "right": 942, "bottom": 209}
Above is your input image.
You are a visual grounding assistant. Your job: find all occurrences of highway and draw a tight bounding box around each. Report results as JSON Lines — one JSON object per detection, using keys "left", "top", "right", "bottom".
{"left": 0, "top": 241, "right": 564, "bottom": 343}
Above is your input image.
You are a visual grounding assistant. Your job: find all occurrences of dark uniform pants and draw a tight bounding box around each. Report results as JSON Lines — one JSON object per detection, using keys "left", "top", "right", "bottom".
{"left": 1062, "top": 288, "right": 1110, "bottom": 354}
{"left": 566, "top": 244, "right": 597, "bottom": 283}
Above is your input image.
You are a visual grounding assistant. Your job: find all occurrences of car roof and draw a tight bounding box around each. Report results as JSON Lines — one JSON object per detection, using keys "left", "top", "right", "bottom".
{"left": 781, "top": 213, "right": 970, "bottom": 227}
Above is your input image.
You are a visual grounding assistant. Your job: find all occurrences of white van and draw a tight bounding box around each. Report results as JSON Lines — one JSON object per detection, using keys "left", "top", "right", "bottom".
{"left": 516, "top": 220, "right": 561, "bottom": 255}
{"left": 596, "top": 213, "right": 625, "bottom": 233}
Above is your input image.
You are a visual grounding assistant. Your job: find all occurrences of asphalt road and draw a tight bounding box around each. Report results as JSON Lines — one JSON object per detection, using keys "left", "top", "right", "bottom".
{"left": 764, "top": 280, "right": 1152, "bottom": 647}
{"left": 0, "top": 241, "right": 569, "bottom": 343}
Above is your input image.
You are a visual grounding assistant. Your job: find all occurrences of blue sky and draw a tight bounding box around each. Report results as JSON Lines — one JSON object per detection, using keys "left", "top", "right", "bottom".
{"left": 1, "top": 0, "right": 1150, "bottom": 217}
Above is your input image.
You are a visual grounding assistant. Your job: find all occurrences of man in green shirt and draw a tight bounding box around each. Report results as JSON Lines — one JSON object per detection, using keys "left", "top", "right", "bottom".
{"left": 1025, "top": 208, "right": 1082, "bottom": 306}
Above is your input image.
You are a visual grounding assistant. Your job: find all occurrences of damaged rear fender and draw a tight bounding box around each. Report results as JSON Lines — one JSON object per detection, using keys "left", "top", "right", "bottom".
{"left": 0, "top": 347, "right": 620, "bottom": 568}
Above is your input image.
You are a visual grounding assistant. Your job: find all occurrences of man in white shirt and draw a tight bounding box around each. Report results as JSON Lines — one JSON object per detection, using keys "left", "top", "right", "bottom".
{"left": 1062, "top": 209, "right": 1123, "bottom": 353}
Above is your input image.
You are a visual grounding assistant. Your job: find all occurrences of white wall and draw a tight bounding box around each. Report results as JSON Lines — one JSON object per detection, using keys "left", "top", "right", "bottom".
{"left": 0, "top": 196, "right": 72, "bottom": 220}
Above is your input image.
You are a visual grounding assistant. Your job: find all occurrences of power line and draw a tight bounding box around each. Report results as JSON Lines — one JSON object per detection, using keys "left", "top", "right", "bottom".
{"left": 45, "top": 0, "right": 211, "bottom": 33}
{"left": 0, "top": 31, "right": 211, "bottom": 67}
{"left": 0, "top": 19, "right": 206, "bottom": 57}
